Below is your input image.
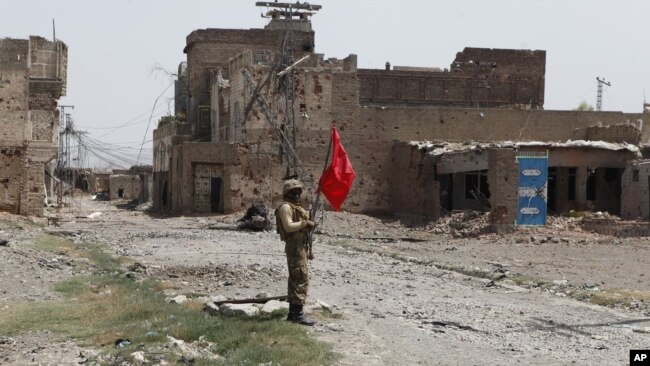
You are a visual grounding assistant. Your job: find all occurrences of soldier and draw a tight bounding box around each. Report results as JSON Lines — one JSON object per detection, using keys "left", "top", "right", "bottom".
{"left": 275, "top": 179, "right": 316, "bottom": 326}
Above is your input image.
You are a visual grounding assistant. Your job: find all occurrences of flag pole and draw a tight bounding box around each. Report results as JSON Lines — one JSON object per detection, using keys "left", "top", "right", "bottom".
{"left": 308, "top": 122, "right": 335, "bottom": 260}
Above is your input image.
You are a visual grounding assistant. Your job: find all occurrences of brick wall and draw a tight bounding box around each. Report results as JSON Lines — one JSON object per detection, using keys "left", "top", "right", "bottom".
{"left": 185, "top": 27, "right": 314, "bottom": 139}
{"left": 30, "top": 110, "right": 58, "bottom": 141}
{"left": 219, "top": 53, "right": 647, "bottom": 216}
{"left": 0, "top": 147, "right": 22, "bottom": 213}
{"left": 157, "top": 23, "right": 650, "bottom": 218}
{"left": 109, "top": 174, "right": 141, "bottom": 201}
{"left": 1, "top": 36, "right": 67, "bottom": 217}
{"left": 390, "top": 143, "right": 439, "bottom": 218}
{"left": 152, "top": 122, "right": 191, "bottom": 212}
{"left": 18, "top": 157, "right": 44, "bottom": 216}
{"left": 488, "top": 148, "right": 518, "bottom": 233}
{"left": 359, "top": 108, "right": 643, "bottom": 143}
{"left": 585, "top": 124, "right": 641, "bottom": 145}
{"left": 621, "top": 161, "right": 650, "bottom": 219}
{"left": 359, "top": 47, "right": 545, "bottom": 109}
{"left": 0, "top": 67, "right": 28, "bottom": 143}
{"left": 179, "top": 142, "right": 244, "bottom": 214}
{"left": 89, "top": 173, "right": 110, "bottom": 194}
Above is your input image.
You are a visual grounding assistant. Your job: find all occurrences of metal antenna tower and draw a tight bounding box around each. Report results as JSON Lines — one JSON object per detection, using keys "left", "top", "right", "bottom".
{"left": 596, "top": 77, "right": 611, "bottom": 112}
{"left": 255, "top": 1, "right": 320, "bottom": 177}
{"left": 57, "top": 105, "right": 74, "bottom": 207}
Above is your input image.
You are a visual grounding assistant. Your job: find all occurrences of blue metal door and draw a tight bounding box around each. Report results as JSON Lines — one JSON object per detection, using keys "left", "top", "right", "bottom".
{"left": 517, "top": 153, "right": 548, "bottom": 225}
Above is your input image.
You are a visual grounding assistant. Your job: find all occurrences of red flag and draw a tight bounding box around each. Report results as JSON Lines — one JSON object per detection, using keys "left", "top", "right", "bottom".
{"left": 319, "top": 127, "right": 356, "bottom": 211}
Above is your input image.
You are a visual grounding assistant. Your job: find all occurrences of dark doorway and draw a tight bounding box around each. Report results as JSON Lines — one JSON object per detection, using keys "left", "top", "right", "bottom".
{"left": 568, "top": 168, "right": 577, "bottom": 201}
{"left": 598, "top": 168, "right": 623, "bottom": 215}
{"left": 118, "top": 188, "right": 124, "bottom": 198}
{"left": 162, "top": 181, "right": 168, "bottom": 208}
{"left": 438, "top": 174, "right": 453, "bottom": 212}
{"left": 586, "top": 170, "right": 596, "bottom": 201}
{"left": 210, "top": 177, "right": 222, "bottom": 213}
{"left": 547, "top": 167, "right": 557, "bottom": 214}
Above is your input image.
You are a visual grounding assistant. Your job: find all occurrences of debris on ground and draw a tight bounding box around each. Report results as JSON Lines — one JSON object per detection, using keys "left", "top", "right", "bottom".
{"left": 431, "top": 211, "right": 490, "bottom": 237}
{"left": 134, "top": 201, "right": 153, "bottom": 211}
{"left": 237, "top": 200, "right": 271, "bottom": 231}
{"left": 86, "top": 212, "right": 103, "bottom": 219}
{"left": 114, "top": 338, "right": 132, "bottom": 348}
{"left": 580, "top": 212, "right": 650, "bottom": 237}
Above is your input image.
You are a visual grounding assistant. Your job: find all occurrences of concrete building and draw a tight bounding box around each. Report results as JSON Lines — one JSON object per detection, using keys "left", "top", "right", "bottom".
{"left": 153, "top": 4, "right": 649, "bottom": 224}
{"left": 109, "top": 174, "right": 141, "bottom": 201}
{"left": 0, "top": 36, "right": 68, "bottom": 216}
{"left": 89, "top": 172, "right": 110, "bottom": 195}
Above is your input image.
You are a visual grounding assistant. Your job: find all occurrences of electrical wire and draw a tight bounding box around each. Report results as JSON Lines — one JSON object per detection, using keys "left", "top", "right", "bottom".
{"left": 137, "top": 81, "right": 174, "bottom": 164}
{"left": 78, "top": 104, "right": 168, "bottom": 133}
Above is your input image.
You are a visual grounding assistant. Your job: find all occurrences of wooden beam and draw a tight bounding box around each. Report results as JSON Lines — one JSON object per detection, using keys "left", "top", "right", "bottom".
{"left": 215, "top": 295, "right": 287, "bottom": 306}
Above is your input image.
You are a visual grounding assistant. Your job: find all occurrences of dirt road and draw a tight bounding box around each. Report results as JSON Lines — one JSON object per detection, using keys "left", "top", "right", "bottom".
{"left": 2, "top": 198, "right": 649, "bottom": 365}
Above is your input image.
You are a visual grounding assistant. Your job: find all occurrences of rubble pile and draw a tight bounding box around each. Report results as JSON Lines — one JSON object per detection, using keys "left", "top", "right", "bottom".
{"left": 431, "top": 211, "right": 490, "bottom": 237}
{"left": 546, "top": 215, "right": 582, "bottom": 231}
{"left": 581, "top": 212, "right": 650, "bottom": 237}
{"left": 236, "top": 201, "right": 271, "bottom": 231}
{"left": 151, "top": 263, "right": 285, "bottom": 287}
{"left": 94, "top": 336, "right": 222, "bottom": 365}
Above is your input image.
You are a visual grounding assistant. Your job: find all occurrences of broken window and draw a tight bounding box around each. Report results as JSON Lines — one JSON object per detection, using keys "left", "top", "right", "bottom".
{"left": 198, "top": 106, "right": 210, "bottom": 130}
{"left": 464, "top": 170, "right": 490, "bottom": 200}
{"left": 568, "top": 168, "right": 576, "bottom": 201}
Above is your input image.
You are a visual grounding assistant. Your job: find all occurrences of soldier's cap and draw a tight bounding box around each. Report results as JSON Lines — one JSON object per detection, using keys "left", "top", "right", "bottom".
{"left": 283, "top": 179, "right": 303, "bottom": 195}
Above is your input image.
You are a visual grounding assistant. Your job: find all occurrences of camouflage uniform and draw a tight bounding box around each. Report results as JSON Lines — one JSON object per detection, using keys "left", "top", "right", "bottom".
{"left": 276, "top": 201, "right": 310, "bottom": 305}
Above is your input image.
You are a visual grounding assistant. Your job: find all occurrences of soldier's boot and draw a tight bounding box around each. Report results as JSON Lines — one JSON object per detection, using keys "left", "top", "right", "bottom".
{"left": 287, "top": 303, "right": 298, "bottom": 322}
{"left": 291, "top": 305, "right": 315, "bottom": 326}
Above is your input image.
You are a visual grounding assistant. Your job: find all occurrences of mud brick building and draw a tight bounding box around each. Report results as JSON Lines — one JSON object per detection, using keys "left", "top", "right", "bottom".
{"left": 0, "top": 36, "right": 68, "bottom": 216}
{"left": 109, "top": 173, "right": 142, "bottom": 201}
{"left": 154, "top": 4, "right": 650, "bottom": 226}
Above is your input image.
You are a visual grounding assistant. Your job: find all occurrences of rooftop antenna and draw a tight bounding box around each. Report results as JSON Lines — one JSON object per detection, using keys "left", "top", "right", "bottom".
{"left": 52, "top": 18, "right": 56, "bottom": 42}
{"left": 596, "top": 77, "right": 611, "bottom": 111}
{"left": 254, "top": 1, "right": 321, "bottom": 177}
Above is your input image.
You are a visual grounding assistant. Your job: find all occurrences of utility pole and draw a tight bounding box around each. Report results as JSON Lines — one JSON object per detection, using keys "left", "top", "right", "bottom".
{"left": 596, "top": 77, "right": 611, "bottom": 112}
{"left": 57, "top": 105, "right": 74, "bottom": 207}
{"left": 255, "top": 1, "right": 321, "bottom": 178}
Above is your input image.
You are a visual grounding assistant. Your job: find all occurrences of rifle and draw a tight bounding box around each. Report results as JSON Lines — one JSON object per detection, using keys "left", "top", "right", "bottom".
{"left": 307, "top": 126, "right": 333, "bottom": 260}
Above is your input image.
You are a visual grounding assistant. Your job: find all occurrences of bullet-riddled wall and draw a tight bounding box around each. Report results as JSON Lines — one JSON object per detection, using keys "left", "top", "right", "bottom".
{"left": 153, "top": 19, "right": 649, "bottom": 217}
{"left": 109, "top": 174, "right": 141, "bottom": 201}
{"left": 0, "top": 36, "right": 67, "bottom": 216}
{"left": 621, "top": 161, "right": 650, "bottom": 219}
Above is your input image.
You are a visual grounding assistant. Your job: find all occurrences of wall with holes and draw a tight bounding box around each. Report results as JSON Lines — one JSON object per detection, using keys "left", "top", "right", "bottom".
{"left": 359, "top": 48, "right": 546, "bottom": 109}
{"left": 0, "top": 36, "right": 66, "bottom": 216}
{"left": 109, "top": 174, "right": 141, "bottom": 201}
{"left": 621, "top": 161, "right": 650, "bottom": 219}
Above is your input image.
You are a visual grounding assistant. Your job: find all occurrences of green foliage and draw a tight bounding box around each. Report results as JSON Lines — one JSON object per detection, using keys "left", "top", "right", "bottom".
{"left": 574, "top": 100, "right": 595, "bottom": 111}
{"left": 0, "top": 236, "right": 337, "bottom": 365}
{"left": 158, "top": 113, "right": 186, "bottom": 127}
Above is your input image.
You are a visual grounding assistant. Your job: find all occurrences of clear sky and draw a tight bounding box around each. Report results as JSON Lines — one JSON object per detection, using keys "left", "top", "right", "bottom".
{"left": 3, "top": 0, "right": 649, "bottom": 168}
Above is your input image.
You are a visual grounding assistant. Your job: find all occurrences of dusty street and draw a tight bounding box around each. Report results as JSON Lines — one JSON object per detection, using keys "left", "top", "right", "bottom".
{"left": 1, "top": 197, "right": 649, "bottom": 365}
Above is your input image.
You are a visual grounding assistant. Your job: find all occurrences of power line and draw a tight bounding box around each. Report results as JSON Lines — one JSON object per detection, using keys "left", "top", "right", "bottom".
{"left": 78, "top": 103, "right": 168, "bottom": 133}
{"left": 137, "top": 81, "right": 174, "bottom": 164}
{"left": 79, "top": 108, "right": 167, "bottom": 131}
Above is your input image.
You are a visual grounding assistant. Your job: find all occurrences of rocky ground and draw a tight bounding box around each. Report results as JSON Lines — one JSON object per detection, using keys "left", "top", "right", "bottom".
{"left": 1, "top": 197, "right": 649, "bottom": 365}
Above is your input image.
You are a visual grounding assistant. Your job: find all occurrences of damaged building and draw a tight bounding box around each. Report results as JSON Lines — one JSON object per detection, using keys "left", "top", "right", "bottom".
{"left": 0, "top": 36, "right": 68, "bottom": 216}
{"left": 153, "top": 2, "right": 649, "bottom": 226}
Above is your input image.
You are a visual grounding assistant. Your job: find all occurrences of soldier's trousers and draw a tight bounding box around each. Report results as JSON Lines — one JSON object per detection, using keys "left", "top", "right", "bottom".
{"left": 285, "top": 238, "right": 309, "bottom": 305}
